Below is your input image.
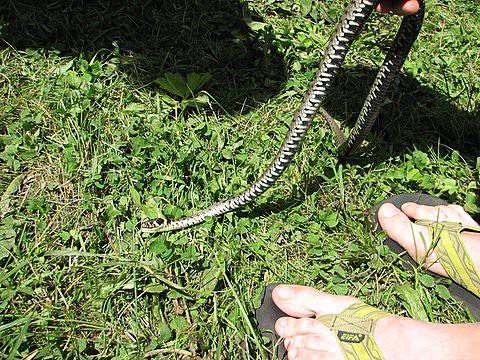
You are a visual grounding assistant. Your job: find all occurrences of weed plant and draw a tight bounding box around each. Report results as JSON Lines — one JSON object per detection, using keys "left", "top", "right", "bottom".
{"left": 0, "top": 0, "right": 479, "bottom": 358}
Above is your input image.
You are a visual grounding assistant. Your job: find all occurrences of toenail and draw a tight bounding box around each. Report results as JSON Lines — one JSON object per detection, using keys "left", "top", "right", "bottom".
{"left": 381, "top": 203, "right": 399, "bottom": 217}
{"left": 278, "top": 318, "right": 288, "bottom": 328}
{"left": 284, "top": 337, "right": 293, "bottom": 350}
{"left": 401, "top": 202, "right": 415, "bottom": 211}
{"left": 276, "top": 285, "right": 294, "bottom": 300}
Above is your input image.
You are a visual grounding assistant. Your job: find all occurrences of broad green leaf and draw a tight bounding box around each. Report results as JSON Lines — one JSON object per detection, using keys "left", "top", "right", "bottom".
{"left": 318, "top": 210, "right": 338, "bottom": 228}
{"left": 124, "top": 102, "right": 146, "bottom": 113}
{"left": 395, "top": 284, "right": 428, "bottom": 320}
{"left": 299, "top": 0, "right": 312, "bottom": 16}
{"left": 181, "top": 93, "right": 210, "bottom": 108}
{"left": 0, "top": 174, "right": 24, "bottom": 218}
{"left": 144, "top": 283, "right": 168, "bottom": 294}
{"left": 60, "top": 231, "right": 71, "bottom": 241}
{"left": 157, "top": 72, "right": 189, "bottom": 98}
{"left": 333, "top": 264, "right": 346, "bottom": 279}
{"left": 77, "top": 338, "right": 87, "bottom": 353}
{"left": 439, "top": 178, "right": 458, "bottom": 195}
{"left": 149, "top": 238, "right": 173, "bottom": 261}
{"left": 63, "top": 70, "right": 83, "bottom": 88}
{"left": 158, "top": 322, "right": 172, "bottom": 342}
{"left": 332, "top": 283, "right": 348, "bottom": 295}
{"left": 435, "top": 284, "right": 451, "bottom": 300}
{"left": 0, "top": 239, "right": 14, "bottom": 260}
{"left": 170, "top": 315, "right": 189, "bottom": 334}
{"left": 245, "top": 20, "right": 267, "bottom": 31}
{"left": 186, "top": 72, "right": 212, "bottom": 93}
{"left": 52, "top": 59, "right": 74, "bottom": 75}
{"left": 419, "top": 274, "right": 435, "bottom": 288}
{"left": 129, "top": 186, "right": 141, "bottom": 207}
{"left": 140, "top": 203, "right": 160, "bottom": 219}
{"left": 412, "top": 150, "right": 430, "bottom": 170}
{"left": 222, "top": 148, "right": 233, "bottom": 160}
{"left": 200, "top": 265, "right": 221, "bottom": 297}
{"left": 167, "top": 290, "right": 182, "bottom": 299}
{"left": 406, "top": 168, "right": 422, "bottom": 182}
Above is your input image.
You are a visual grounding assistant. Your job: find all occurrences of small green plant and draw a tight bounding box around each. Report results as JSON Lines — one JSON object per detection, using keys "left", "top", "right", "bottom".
{"left": 156, "top": 72, "right": 212, "bottom": 109}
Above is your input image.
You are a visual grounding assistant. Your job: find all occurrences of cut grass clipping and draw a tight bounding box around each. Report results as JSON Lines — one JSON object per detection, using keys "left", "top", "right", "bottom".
{"left": 1, "top": 0, "right": 479, "bottom": 358}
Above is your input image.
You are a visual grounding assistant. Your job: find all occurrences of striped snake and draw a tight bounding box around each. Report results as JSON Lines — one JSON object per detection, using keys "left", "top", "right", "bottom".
{"left": 142, "top": 0, "right": 425, "bottom": 233}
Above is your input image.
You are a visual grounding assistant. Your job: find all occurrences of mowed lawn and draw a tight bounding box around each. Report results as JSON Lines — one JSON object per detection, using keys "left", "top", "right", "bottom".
{"left": 0, "top": 0, "right": 479, "bottom": 358}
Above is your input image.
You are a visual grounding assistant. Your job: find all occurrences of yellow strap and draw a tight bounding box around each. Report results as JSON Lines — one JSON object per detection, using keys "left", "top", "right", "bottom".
{"left": 416, "top": 220, "right": 480, "bottom": 298}
{"left": 316, "top": 302, "right": 390, "bottom": 360}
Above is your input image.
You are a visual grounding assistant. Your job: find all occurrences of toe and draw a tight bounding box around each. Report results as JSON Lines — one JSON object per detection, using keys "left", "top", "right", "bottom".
{"left": 284, "top": 334, "right": 338, "bottom": 352}
{"left": 401, "top": 203, "right": 462, "bottom": 223}
{"left": 272, "top": 285, "right": 359, "bottom": 319}
{"left": 378, "top": 203, "right": 425, "bottom": 254}
{"left": 445, "top": 204, "right": 479, "bottom": 227}
{"left": 378, "top": 203, "right": 448, "bottom": 276}
{"left": 275, "top": 317, "right": 326, "bottom": 338}
{"left": 401, "top": 203, "right": 479, "bottom": 227}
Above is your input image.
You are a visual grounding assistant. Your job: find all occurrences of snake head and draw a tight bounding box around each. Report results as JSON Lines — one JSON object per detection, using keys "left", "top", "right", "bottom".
{"left": 140, "top": 218, "right": 167, "bottom": 233}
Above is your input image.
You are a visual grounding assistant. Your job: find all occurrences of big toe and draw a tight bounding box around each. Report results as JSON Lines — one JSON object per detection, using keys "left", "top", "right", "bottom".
{"left": 377, "top": 203, "right": 419, "bottom": 251}
{"left": 377, "top": 203, "right": 449, "bottom": 276}
{"left": 272, "top": 285, "right": 359, "bottom": 318}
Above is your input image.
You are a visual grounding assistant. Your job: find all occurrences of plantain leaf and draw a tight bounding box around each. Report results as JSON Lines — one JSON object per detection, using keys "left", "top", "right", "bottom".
{"left": 186, "top": 72, "right": 212, "bottom": 93}
{"left": 395, "top": 284, "right": 428, "bottom": 320}
{"left": 157, "top": 72, "right": 189, "bottom": 98}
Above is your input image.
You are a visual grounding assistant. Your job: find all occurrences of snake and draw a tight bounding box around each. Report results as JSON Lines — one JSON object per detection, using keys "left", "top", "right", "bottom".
{"left": 142, "top": 0, "right": 425, "bottom": 233}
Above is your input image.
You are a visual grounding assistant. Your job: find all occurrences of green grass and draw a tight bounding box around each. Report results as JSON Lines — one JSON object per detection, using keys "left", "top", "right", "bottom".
{"left": 1, "top": 0, "right": 479, "bottom": 358}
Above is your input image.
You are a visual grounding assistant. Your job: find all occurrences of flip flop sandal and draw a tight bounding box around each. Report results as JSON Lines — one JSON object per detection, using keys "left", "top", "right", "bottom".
{"left": 255, "top": 284, "right": 392, "bottom": 359}
{"left": 371, "top": 193, "right": 480, "bottom": 320}
{"left": 255, "top": 193, "right": 480, "bottom": 359}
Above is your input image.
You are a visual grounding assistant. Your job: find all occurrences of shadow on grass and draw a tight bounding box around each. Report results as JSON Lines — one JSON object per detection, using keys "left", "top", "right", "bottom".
{"left": 242, "top": 66, "right": 480, "bottom": 218}
{"left": 4, "top": 2, "right": 477, "bottom": 158}
{"left": 0, "top": 0, "right": 286, "bottom": 111}
{"left": 2, "top": 1, "right": 478, "bottom": 216}
{"left": 324, "top": 65, "right": 480, "bottom": 162}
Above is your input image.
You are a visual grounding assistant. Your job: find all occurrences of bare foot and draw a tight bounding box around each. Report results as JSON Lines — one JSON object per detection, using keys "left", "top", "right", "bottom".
{"left": 376, "top": 0, "right": 420, "bottom": 16}
{"left": 271, "top": 202, "right": 480, "bottom": 359}
{"left": 273, "top": 285, "right": 480, "bottom": 360}
{"left": 377, "top": 202, "right": 480, "bottom": 278}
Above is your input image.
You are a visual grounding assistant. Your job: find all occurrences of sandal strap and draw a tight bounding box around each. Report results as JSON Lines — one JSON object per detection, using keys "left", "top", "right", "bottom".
{"left": 316, "top": 302, "right": 390, "bottom": 360}
{"left": 416, "top": 220, "right": 480, "bottom": 297}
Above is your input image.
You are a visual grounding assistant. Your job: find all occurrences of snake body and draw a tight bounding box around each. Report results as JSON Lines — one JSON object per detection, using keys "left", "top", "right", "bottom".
{"left": 142, "top": 0, "right": 425, "bottom": 233}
